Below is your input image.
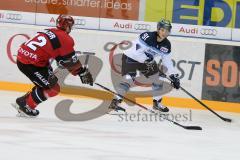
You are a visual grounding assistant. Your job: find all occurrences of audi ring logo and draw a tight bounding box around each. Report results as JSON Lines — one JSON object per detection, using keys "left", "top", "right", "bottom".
{"left": 0, "top": 13, "right": 4, "bottom": 19}
{"left": 6, "top": 13, "right": 22, "bottom": 21}
{"left": 134, "top": 24, "right": 151, "bottom": 30}
{"left": 200, "top": 28, "right": 217, "bottom": 36}
{"left": 74, "top": 19, "right": 86, "bottom": 26}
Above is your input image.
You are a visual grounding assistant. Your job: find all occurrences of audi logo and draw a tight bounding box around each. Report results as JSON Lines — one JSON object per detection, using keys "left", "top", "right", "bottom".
{"left": 6, "top": 13, "right": 22, "bottom": 21}
{"left": 134, "top": 24, "right": 151, "bottom": 30}
{"left": 200, "top": 28, "right": 217, "bottom": 36}
{"left": 74, "top": 19, "right": 86, "bottom": 26}
{"left": 0, "top": 13, "right": 4, "bottom": 19}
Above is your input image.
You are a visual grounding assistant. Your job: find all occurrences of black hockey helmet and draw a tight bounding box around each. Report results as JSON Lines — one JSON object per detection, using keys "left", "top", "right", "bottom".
{"left": 157, "top": 18, "right": 172, "bottom": 32}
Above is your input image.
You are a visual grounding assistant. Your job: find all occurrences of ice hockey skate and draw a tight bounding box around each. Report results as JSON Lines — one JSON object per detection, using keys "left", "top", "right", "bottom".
{"left": 12, "top": 94, "right": 39, "bottom": 118}
{"left": 108, "top": 98, "right": 126, "bottom": 113}
{"left": 153, "top": 99, "right": 169, "bottom": 112}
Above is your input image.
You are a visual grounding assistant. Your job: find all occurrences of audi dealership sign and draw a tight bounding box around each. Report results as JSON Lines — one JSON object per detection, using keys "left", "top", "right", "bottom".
{"left": 100, "top": 18, "right": 156, "bottom": 33}
{"left": 35, "top": 13, "right": 99, "bottom": 30}
{"left": 74, "top": 18, "right": 86, "bottom": 27}
{"left": 99, "top": 19, "right": 232, "bottom": 40}
{"left": 0, "top": 10, "right": 35, "bottom": 24}
{"left": 5, "top": 13, "right": 22, "bottom": 21}
{"left": 0, "top": 13, "right": 23, "bottom": 21}
{"left": 231, "top": 29, "right": 240, "bottom": 41}
{"left": 200, "top": 28, "right": 218, "bottom": 36}
{"left": 172, "top": 23, "right": 232, "bottom": 40}
{"left": 134, "top": 23, "right": 151, "bottom": 31}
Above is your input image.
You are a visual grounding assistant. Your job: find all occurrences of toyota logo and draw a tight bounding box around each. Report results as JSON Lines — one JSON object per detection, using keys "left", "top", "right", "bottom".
{"left": 6, "top": 13, "right": 22, "bottom": 21}
{"left": 74, "top": 19, "right": 86, "bottom": 26}
{"left": 200, "top": 28, "right": 217, "bottom": 36}
{"left": 134, "top": 24, "right": 151, "bottom": 31}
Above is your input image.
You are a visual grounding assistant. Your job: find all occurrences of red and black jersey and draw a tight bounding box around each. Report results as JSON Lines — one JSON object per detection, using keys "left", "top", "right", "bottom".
{"left": 17, "top": 28, "right": 75, "bottom": 67}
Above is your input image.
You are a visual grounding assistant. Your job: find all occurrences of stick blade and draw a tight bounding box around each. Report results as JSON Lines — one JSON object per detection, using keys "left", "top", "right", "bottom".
{"left": 184, "top": 126, "right": 202, "bottom": 130}
{"left": 222, "top": 117, "right": 232, "bottom": 123}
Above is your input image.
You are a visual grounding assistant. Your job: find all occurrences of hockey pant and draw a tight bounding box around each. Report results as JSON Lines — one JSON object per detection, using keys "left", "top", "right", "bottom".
{"left": 17, "top": 60, "right": 60, "bottom": 109}
{"left": 115, "top": 54, "right": 169, "bottom": 101}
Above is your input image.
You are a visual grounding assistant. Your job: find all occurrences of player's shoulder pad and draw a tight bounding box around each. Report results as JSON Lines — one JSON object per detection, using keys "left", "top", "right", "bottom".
{"left": 139, "top": 31, "right": 155, "bottom": 47}
{"left": 55, "top": 29, "right": 74, "bottom": 47}
{"left": 39, "top": 29, "right": 61, "bottom": 50}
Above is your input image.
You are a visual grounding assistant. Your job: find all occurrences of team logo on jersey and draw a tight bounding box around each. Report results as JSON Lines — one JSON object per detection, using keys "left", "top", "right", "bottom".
{"left": 34, "top": 72, "right": 50, "bottom": 86}
{"left": 18, "top": 47, "right": 37, "bottom": 60}
{"left": 160, "top": 47, "right": 169, "bottom": 53}
{"left": 145, "top": 49, "right": 158, "bottom": 56}
{"left": 44, "top": 30, "right": 56, "bottom": 40}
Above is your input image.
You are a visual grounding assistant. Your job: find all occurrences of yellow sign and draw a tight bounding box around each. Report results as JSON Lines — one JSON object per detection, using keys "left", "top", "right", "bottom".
{"left": 145, "top": 0, "right": 240, "bottom": 28}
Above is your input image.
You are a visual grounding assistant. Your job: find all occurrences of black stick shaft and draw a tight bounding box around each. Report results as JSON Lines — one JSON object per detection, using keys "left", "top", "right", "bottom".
{"left": 95, "top": 83, "right": 202, "bottom": 130}
{"left": 164, "top": 76, "right": 232, "bottom": 122}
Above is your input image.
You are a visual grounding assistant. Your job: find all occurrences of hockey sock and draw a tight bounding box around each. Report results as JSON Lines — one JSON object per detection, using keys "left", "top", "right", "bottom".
{"left": 26, "top": 87, "right": 46, "bottom": 109}
{"left": 26, "top": 84, "right": 60, "bottom": 109}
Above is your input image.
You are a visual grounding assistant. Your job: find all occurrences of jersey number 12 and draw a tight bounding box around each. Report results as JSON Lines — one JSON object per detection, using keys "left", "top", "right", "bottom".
{"left": 25, "top": 34, "right": 47, "bottom": 51}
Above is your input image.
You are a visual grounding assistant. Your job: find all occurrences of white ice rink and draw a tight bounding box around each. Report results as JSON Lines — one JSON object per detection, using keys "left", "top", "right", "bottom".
{"left": 0, "top": 90, "right": 239, "bottom": 160}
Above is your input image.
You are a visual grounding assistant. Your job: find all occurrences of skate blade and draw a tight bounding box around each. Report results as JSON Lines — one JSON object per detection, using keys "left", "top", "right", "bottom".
{"left": 107, "top": 108, "right": 126, "bottom": 115}
{"left": 11, "top": 103, "right": 20, "bottom": 112}
{"left": 11, "top": 103, "right": 37, "bottom": 118}
{"left": 153, "top": 110, "right": 169, "bottom": 113}
{"left": 152, "top": 107, "right": 169, "bottom": 113}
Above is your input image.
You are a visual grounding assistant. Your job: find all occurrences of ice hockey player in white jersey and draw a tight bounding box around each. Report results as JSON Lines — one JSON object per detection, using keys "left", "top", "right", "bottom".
{"left": 109, "top": 19, "right": 180, "bottom": 112}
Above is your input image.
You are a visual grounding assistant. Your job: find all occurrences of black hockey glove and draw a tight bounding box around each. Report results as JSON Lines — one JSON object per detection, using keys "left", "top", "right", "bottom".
{"left": 78, "top": 67, "right": 93, "bottom": 86}
{"left": 169, "top": 74, "right": 180, "bottom": 89}
{"left": 143, "top": 59, "right": 158, "bottom": 78}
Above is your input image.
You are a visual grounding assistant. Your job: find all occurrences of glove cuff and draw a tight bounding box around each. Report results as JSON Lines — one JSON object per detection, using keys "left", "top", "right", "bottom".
{"left": 169, "top": 74, "right": 178, "bottom": 79}
{"left": 79, "top": 67, "right": 87, "bottom": 75}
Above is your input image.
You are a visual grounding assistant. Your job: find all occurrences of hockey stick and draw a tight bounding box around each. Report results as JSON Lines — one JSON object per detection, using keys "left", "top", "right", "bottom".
{"left": 95, "top": 83, "right": 202, "bottom": 130}
{"left": 163, "top": 75, "right": 232, "bottom": 123}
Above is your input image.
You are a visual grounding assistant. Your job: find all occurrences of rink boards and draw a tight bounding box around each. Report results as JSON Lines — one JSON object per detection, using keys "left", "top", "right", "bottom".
{"left": 0, "top": 23, "right": 239, "bottom": 113}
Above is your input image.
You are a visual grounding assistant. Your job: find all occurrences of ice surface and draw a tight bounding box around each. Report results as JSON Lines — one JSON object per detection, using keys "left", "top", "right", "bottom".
{"left": 0, "top": 90, "right": 239, "bottom": 160}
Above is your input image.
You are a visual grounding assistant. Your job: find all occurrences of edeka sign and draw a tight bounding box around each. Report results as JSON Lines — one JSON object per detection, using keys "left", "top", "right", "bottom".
{"left": 145, "top": 0, "right": 240, "bottom": 28}
{"left": 202, "top": 44, "right": 240, "bottom": 103}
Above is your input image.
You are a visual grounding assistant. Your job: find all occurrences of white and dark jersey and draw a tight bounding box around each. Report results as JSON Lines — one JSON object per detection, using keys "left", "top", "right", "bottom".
{"left": 124, "top": 31, "right": 175, "bottom": 75}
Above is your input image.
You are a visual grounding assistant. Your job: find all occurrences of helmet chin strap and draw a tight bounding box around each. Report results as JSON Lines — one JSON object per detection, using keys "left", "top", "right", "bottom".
{"left": 157, "top": 32, "right": 164, "bottom": 42}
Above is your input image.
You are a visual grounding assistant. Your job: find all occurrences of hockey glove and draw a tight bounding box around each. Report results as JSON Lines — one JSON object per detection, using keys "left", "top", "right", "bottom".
{"left": 143, "top": 59, "right": 158, "bottom": 78}
{"left": 78, "top": 67, "right": 93, "bottom": 86}
{"left": 169, "top": 74, "right": 180, "bottom": 89}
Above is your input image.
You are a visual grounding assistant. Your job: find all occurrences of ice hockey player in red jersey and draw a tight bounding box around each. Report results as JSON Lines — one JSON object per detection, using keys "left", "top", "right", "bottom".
{"left": 13, "top": 14, "right": 93, "bottom": 117}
